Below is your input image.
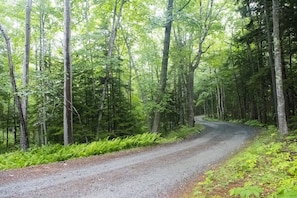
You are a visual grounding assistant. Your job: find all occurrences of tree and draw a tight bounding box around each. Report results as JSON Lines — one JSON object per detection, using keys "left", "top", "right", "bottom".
{"left": 264, "top": 0, "right": 277, "bottom": 119}
{"left": 194, "top": 0, "right": 297, "bottom": 132}
{"left": 2, "top": 0, "right": 295, "bottom": 148}
{"left": 36, "top": 0, "right": 48, "bottom": 145}
{"left": 185, "top": 0, "right": 221, "bottom": 127}
{"left": 96, "top": 0, "right": 126, "bottom": 136}
{"left": 63, "top": 0, "right": 73, "bottom": 145}
{"left": 19, "top": 0, "right": 32, "bottom": 151}
{"left": 272, "top": 0, "right": 288, "bottom": 135}
{"left": 0, "top": 24, "right": 28, "bottom": 151}
{"left": 151, "top": 0, "right": 174, "bottom": 132}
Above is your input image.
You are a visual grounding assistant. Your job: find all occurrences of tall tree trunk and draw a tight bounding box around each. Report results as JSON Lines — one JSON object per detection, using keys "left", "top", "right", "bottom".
{"left": 187, "top": 70, "right": 195, "bottom": 127}
{"left": 215, "top": 78, "right": 225, "bottom": 120}
{"left": 187, "top": 0, "right": 215, "bottom": 127}
{"left": 6, "top": 98, "right": 10, "bottom": 149}
{"left": 172, "top": 25, "right": 189, "bottom": 126}
{"left": 0, "top": 25, "right": 28, "bottom": 151}
{"left": 272, "top": 0, "right": 288, "bottom": 135}
{"left": 63, "top": 0, "right": 73, "bottom": 145}
{"left": 39, "top": 0, "right": 47, "bottom": 145}
{"left": 151, "top": 0, "right": 174, "bottom": 132}
{"left": 19, "top": 0, "right": 32, "bottom": 151}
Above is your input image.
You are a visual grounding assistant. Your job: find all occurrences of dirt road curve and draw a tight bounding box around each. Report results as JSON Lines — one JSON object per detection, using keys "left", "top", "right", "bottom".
{"left": 0, "top": 117, "right": 257, "bottom": 198}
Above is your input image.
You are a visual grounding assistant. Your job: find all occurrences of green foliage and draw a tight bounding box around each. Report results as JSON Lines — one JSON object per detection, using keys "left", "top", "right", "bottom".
{"left": 191, "top": 128, "right": 297, "bottom": 197}
{"left": 163, "top": 125, "right": 204, "bottom": 141}
{"left": 229, "top": 184, "right": 263, "bottom": 198}
{"left": 0, "top": 131, "right": 17, "bottom": 154}
{"left": 203, "top": 117, "right": 221, "bottom": 122}
{"left": 229, "top": 119, "right": 244, "bottom": 124}
{"left": 288, "top": 116, "right": 297, "bottom": 130}
{"left": 0, "top": 125, "right": 202, "bottom": 170}
{"left": 244, "top": 120, "right": 265, "bottom": 127}
{"left": 198, "top": 170, "right": 215, "bottom": 186}
{"left": 0, "top": 0, "right": 296, "bottom": 154}
{"left": 0, "top": 133, "right": 160, "bottom": 170}
{"left": 276, "top": 179, "right": 297, "bottom": 198}
{"left": 237, "top": 153, "right": 258, "bottom": 172}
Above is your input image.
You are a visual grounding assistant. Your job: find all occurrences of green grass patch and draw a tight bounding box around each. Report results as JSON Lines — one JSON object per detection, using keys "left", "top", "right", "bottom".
{"left": 0, "top": 125, "right": 203, "bottom": 171}
{"left": 162, "top": 125, "right": 204, "bottom": 141}
{"left": 190, "top": 126, "right": 297, "bottom": 198}
{"left": 244, "top": 120, "right": 265, "bottom": 127}
{"left": 203, "top": 117, "right": 221, "bottom": 122}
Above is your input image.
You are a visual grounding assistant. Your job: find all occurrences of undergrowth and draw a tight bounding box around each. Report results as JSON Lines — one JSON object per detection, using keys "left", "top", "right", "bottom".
{"left": 0, "top": 132, "right": 18, "bottom": 154}
{"left": 191, "top": 126, "right": 297, "bottom": 198}
{"left": 0, "top": 125, "right": 203, "bottom": 171}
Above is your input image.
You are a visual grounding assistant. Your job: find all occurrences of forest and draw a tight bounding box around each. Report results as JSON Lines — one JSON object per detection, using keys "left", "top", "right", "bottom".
{"left": 0, "top": 0, "right": 296, "bottom": 152}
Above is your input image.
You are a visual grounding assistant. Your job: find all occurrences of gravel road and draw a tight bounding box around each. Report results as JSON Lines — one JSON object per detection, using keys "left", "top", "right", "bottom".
{"left": 0, "top": 117, "right": 257, "bottom": 198}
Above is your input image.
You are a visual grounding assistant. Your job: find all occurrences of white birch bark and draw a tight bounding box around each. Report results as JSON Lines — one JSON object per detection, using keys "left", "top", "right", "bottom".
{"left": 272, "top": 0, "right": 288, "bottom": 135}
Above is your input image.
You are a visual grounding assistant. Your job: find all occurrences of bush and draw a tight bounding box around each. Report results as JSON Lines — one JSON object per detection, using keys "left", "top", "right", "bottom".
{"left": 244, "top": 120, "right": 265, "bottom": 127}
{"left": 0, "top": 125, "right": 203, "bottom": 170}
{"left": 0, "top": 132, "right": 162, "bottom": 170}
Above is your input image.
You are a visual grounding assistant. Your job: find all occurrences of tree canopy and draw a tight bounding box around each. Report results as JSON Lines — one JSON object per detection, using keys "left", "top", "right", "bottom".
{"left": 0, "top": 0, "right": 296, "bottom": 150}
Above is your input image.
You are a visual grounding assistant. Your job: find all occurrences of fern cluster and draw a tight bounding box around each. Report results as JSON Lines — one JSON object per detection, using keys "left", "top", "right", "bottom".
{"left": 0, "top": 133, "right": 161, "bottom": 170}
{"left": 0, "top": 125, "right": 203, "bottom": 171}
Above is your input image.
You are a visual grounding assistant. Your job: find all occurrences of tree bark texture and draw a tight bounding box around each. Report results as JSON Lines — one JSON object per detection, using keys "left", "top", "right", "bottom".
{"left": 152, "top": 0, "right": 174, "bottom": 132}
{"left": 18, "top": 0, "right": 32, "bottom": 151}
{"left": 0, "top": 24, "right": 28, "bottom": 151}
{"left": 272, "top": 0, "right": 288, "bottom": 135}
{"left": 64, "top": 0, "right": 74, "bottom": 145}
{"left": 187, "top": 70, "right": 195, "bottom": 127}
{"left": 39, "top": 0, "right": 48, "bottom": 145}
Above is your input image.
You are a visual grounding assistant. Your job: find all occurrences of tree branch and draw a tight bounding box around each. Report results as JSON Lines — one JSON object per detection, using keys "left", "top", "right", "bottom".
{"left": 177, "top": 0, "right": 192, "bottom": 12}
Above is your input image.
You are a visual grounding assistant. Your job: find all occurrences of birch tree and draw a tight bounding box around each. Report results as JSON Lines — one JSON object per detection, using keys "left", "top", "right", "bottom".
{"left": 272, "top": 0, "right": 288, "bottom": 135}
{"left": 20, "top": 0, "right": 32, "bottom": 151}
{"left": 0, "top": 25, "right": 28, "bottom": 151}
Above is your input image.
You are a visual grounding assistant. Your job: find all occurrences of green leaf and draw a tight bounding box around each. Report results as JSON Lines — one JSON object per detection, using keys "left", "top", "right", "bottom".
{"left": 229, "top": 185, "right": 263, "bottom": 198}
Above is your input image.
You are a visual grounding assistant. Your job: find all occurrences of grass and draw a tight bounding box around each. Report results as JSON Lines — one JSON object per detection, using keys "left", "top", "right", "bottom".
{"left": 162, "top": 125, "right": 204, "bottom": 140}
{"left": 190, "top": 126, "right": 297, "bottom": 198}
{"left": 0, "top": 125, "right": 203, "bottom": 171}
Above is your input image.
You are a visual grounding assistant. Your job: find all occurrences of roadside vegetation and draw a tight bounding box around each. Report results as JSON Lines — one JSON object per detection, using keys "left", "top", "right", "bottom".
{"left": 190, "top": 124, "right": 297, "bottom": 198}
{"left": 0, "top": 125, "right": 203, "bottom": 171}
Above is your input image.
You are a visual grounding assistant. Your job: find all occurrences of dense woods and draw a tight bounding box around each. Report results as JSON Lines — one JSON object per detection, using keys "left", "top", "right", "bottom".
{"left": 198, "top": 0, "right": 296, "bottom": 129}
{"left": 0, "top": 0, "right": 296, "bottom": 151}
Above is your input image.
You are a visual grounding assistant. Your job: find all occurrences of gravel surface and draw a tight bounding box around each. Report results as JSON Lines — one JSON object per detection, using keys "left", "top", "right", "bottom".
{"left": 0, "top": 117, "right": 257, "bottom": 198}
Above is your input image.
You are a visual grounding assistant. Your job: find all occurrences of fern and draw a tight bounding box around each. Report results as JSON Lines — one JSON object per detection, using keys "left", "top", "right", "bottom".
{"left": 0, "top": 128, "right": 199, "bottom": 170}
